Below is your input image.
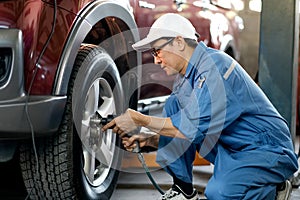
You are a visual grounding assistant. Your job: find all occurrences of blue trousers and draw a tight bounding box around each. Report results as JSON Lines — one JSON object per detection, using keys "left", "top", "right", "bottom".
{"left": 156, "top": 95, "right": 298, "bottom": 199}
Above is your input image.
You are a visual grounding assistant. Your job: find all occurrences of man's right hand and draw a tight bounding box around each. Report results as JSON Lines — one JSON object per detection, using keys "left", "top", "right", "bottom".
{"left": 121, "top": 132, "right": 159, "bottom": 152}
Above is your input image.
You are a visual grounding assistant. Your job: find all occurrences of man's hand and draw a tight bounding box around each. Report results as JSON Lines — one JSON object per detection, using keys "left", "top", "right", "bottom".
{"left": 102, "top": 108, "right": 142, "bottom": 136}
{"left": 122, "top": 132, "right": 159, "bottom": 152}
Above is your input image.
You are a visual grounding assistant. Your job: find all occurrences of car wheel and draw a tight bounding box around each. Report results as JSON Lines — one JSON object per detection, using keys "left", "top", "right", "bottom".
{"left": 19, "top": 44, "right": 124, "bottom": 199}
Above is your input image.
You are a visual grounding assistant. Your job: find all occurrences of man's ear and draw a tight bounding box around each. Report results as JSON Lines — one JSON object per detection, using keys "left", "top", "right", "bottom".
{"left": 174, "top": 36, "right": 186, "bottom": 51}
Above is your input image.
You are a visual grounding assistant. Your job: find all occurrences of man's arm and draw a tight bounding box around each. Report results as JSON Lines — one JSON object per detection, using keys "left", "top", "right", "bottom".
{"left": 102, "top": 108, "right": 186, "bottom": 139}
{"left": 142, "top": 115, "right": 186, "bottom": 139}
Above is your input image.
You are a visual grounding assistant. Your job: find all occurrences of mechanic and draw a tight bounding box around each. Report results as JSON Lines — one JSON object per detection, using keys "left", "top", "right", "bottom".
{"left": 102, "top": 13, "right": 298, "bottom": 200}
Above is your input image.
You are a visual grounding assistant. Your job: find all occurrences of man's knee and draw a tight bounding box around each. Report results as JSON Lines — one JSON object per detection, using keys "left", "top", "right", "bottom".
{"left": 205, "top": 178, "right": 245, "bottom": 200}
{"left": 205, "top": 180, "right": 236, "bottom": 200}
{"left": 205, "top": 179, "right": 277, "bottom": 200}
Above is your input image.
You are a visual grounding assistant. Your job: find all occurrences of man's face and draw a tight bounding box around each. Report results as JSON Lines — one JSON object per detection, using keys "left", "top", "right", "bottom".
{"left": 151, "top": 38, "right": 185, "bottom": 76}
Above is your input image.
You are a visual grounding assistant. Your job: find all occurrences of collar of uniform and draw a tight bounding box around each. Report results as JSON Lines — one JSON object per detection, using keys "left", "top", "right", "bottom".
{"left": 184, "top": 41, "right": 207, "bottom": 78}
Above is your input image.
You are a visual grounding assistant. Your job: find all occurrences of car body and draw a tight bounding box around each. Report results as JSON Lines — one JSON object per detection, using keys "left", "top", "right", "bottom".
{"left": 130, "top": 0, "right": 244, "bottom": 99}
{"left": 0, "top": 0, "right": 140, "bottom": 198}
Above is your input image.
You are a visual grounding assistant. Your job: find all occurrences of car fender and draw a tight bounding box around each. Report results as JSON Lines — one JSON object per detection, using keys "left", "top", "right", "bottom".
{"left": 53, "top": 1, "right": 141, "bottom": 96}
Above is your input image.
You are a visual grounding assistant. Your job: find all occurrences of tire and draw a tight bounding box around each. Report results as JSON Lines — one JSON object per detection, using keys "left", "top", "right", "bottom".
{"left": 19, "top": 44, "right": 125, "bottom": 199}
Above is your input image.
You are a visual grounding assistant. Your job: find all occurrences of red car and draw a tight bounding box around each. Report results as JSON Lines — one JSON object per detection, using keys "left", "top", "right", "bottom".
{"left": 130, "top": 0, "right": 244, "bottom": 99}
{"left": 0, "top": 0, "right": 140, "bottom": 198}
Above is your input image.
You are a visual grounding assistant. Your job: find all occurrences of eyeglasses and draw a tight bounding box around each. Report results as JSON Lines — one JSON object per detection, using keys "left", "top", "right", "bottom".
{"left": 151, "top": 38, "right": 174, "bottom": 57}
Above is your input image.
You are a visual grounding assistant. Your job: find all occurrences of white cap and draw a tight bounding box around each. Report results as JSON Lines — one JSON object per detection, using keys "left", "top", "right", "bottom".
{"left": 132, "top": 13, "right": 198, "bottom": 51}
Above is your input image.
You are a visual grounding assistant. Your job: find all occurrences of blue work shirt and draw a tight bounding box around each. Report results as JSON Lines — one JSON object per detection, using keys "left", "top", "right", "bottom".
{"left": 165, "top": 42, "right": 296, "bottom": 161}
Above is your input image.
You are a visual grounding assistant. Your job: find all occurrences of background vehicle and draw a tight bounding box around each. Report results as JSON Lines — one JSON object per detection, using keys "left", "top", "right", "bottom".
{"left": 130, "top": 0, "right": 244, "bottom": 100}
{"left": 0, "top": 0, "right": 140, "bottom": 199}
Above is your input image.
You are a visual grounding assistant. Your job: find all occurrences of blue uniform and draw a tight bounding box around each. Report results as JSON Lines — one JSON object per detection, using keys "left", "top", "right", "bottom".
{"left": 156, "top": 42, "right": 298, "bottom": 199}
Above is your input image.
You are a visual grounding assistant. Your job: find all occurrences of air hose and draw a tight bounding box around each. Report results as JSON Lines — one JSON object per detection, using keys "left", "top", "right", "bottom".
{"left": 136, "top": 151, "right": 165, "bottom": 195}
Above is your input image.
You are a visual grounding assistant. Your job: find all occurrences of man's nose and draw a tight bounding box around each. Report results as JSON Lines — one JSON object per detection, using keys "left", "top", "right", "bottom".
{"left": 154, "top": 56, "right": 162, "bottom": 65}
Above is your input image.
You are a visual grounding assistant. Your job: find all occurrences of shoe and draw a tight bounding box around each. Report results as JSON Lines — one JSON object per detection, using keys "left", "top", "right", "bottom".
{"left": 276, "top": 180, "right": 292, "bottom": 200}
{"left": 160, "top": 184, "right": 198, "bottom": 200}
{"left": 291, "top": 173, "right": 300, "bottom": 188}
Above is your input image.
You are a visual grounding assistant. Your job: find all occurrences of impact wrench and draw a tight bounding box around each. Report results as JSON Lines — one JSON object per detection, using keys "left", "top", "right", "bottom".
{"left": 90, "top": 112, "right": 165, "bottom": 195}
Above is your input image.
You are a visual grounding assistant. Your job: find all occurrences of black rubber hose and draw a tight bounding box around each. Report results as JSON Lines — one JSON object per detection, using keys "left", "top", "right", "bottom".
{"left": 137, "top": 153, "right": 165, "bottom": 195}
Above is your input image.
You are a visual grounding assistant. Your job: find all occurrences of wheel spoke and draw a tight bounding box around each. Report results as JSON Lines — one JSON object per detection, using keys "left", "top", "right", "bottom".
{"left": 85, "top": 80, "right": 100, "bottom": 118}
{"left": 100, "top": 96, "right": 115, "bottom": 114}
{"left": 96, "top": 79, "right": 115, "bottom": 117}
{"left": 83, "top": 150, "right": 96, "bottom": 183}
{"left": 95, "top": 131, "right": 114, "bottom": 166}
{"left": 80, "top": 118, "right": 90, "bottom": 140}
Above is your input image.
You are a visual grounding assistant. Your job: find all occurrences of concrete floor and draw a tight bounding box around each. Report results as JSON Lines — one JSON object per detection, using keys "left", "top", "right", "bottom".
{"left": 111, "top": 165, "right": 211, "bottom": 199}
{"left": 111, "top": 163, "right": 300, "bottom": 200}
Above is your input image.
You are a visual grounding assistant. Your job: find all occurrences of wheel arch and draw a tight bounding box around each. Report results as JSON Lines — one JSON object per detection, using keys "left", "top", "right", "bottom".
{"left": 53, "top": 1, "right": 141, "bottom": 109}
